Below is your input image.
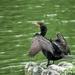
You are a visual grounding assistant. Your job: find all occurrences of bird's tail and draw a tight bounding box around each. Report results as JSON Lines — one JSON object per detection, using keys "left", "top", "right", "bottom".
{"left": 63, "top": 55, "right": 75, "bottom": 59}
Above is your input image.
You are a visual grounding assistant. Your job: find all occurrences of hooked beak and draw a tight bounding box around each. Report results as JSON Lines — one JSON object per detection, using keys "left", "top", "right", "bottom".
{"left": 32, "top": 22, "right": 40, "bottom": 27}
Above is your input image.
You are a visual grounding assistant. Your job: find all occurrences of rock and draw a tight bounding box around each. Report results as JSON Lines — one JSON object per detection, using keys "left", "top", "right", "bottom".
{"left": 48, "top": 64, "right": 67, "bottom": 72}
{"left": 33, "top": 66, "right": 43, "bottom": 75}
{"left": 40, "top": 62, "right": 47, "bottom": 69}
{"left": 47, "top": 70, "right": 60, "bottom": 75}
{"left": 28, "top": 66, "right": 34, "bottom": 72}
{"left": 58, "top": 61, "right": 73, "bottom": 69}
{"left": 25, "top": 62, "right": 43, "bottom": 75}
{"left": 48, "top": 61, "right": 73, "bottom": 72}
{"left": 25, "top": 62, "right": 37, "bottom": 69}
{"left": 41, "top": 70, "right": 49, "bottom": 75}
{"left": 24, "top": 61, "right": 74, "bottom": 75}
{"left": 41, "top": 70, "right": 60, "bottom": 75}
{"left": 25, "top": 62, "right": 37, "bottom": 75}
{"left": 27, "top": 67, "right": 34, "bottom": 75}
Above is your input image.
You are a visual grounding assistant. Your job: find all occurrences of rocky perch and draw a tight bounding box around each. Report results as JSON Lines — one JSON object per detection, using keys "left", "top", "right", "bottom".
{"left": 24, "top": 61, "right": 74, "bottom": 75}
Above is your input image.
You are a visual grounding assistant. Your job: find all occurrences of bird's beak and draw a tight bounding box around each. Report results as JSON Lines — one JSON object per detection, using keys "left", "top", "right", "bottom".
{"left": 36, "top": 23, "right": 40, "bottom": 27}
{"left": 32, "top": 22, "right": 40, "bottom": 27}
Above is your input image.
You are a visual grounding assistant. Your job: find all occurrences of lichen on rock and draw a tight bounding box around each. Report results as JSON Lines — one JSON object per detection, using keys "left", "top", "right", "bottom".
{"left": 24, "top": 61, "right": 74, "bottom": 75}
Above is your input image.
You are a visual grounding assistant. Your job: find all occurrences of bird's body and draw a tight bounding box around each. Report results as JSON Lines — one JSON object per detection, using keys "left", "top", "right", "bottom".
{"left": 29, "top": 22, "right": 70, "bottom": 67}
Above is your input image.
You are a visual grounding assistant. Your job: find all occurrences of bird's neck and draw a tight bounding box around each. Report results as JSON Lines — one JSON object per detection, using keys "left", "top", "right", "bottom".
{"left": 40, "top": 27, "right": 47, "bottom": 36}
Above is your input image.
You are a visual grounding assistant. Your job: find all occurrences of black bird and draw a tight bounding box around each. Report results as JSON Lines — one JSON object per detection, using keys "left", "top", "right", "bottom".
{"left": 29, "top": 22, "right": 70, "bottom": 67}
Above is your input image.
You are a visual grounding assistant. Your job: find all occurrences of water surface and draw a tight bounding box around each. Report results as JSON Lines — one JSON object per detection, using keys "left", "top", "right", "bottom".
{"left": 0, "top": 0, "right": 75, "bottom": 75}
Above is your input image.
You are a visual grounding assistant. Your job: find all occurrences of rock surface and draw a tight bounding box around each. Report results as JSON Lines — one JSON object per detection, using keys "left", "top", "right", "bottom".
{"left": 24, "top": 61, "right": 73, "bottom": 75}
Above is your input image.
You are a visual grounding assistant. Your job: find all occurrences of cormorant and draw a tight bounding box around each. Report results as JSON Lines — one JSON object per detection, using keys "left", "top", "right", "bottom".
{"left": 29, "top": 22, "right": 70, "bottom": 67}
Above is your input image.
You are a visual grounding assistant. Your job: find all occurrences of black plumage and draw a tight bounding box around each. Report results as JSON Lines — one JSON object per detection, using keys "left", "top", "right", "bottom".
{"left": 29, "top": 22, "right": 70, "bottom": 67}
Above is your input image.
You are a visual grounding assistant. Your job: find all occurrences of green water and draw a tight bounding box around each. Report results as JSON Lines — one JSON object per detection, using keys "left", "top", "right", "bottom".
{"left": 0, "top": 0, "right": 75, "bottom": 75}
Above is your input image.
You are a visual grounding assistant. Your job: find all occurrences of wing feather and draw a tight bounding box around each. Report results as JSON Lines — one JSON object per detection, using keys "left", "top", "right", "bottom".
{"left": 38, "top": 37, "right": 54, "bottom": 54}
{"left": 56, "top": 33, "right": 71, "bottom": 54}
{"left": 52, "top": 41, "right": 64, "bottom": 52}
{"left": 29, "top": 36, "right": 41, "bottom": 57}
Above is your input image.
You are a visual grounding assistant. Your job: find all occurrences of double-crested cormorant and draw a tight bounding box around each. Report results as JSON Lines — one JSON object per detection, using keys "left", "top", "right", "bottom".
{"left": 29, "top": 22, "right": 70, "bottom": 67}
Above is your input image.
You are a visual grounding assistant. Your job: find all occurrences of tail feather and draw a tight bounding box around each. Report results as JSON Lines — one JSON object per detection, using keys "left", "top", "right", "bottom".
{"left": 63, "top": 55, "right": 75, "bottom": 59}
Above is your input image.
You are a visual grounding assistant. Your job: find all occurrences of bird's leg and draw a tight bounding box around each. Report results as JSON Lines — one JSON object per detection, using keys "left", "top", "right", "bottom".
{"left": 46, "top": 60, "right": 50, "bottom": 67}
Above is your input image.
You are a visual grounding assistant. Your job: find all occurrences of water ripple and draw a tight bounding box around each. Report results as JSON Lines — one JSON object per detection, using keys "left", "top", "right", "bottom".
{"left": 17, "top": 21, "right": 22, "bottom": 24}
{"left": 0, "top": 30, "right": 13, "bottom": 32}
{"left": 64, "top": 36, "right": 75, "bottom": 39}
{"left": 1, "top": 65, "right": 23, "bottom": 69}
{"left": 15, "top": 44, "right": 21, "bottom": 47}
{"left": 0, "top": 16, "right": 4, "bottom": 18}
{"left": 0, "top": 59, "right": 17, "bottom": 63}
{"left": 35, "top": 5, "right": 42, "bottom": 8}
{"left": 61, "top": 20, "right": 75, "bottom": 23}
{"left": 8, "top": 30, "right": 13, "bottom": 32}
{"left": 44, "top": 14, "right": 57, "bottom": 17}
{"left": 55, "top": 5, "right": 60, "bottom": 7}
{"left": 69, "top": 20, "right": 75, "bottom": 22}
{"left": 27, "top": 37, "right": 32, "bottom": 40}
{"left": 71, "top": 45, "right": 75, "bottom": 47}
{"left": 0, "top": 52, "right": 5, "bottom": 54}
{"left": 15, "top": 34, "right": 23, "bottom": 37}
{"left": 61, "top": 20, "right": 68, "bottom": 23}
{"left": 64, "top": 36, "right": 69, "bottom": 39}
{"left": 15, "top": 44, "right": 25, "bottom": 47}
{"left": 27, "top": 20, "right": 45, "bottom": 23}
{"left": 15, "top": 33, "right": 34, "bottom": 37}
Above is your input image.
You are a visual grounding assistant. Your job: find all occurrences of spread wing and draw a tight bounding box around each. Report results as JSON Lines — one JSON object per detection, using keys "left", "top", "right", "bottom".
{"left": 29, "top": 34, "right": 54, "bottom": 57}
{"left": 29, "top": 36, "right": 42, "bottom": 57}
{"left": 38, "top": 37, "right": 54, "bottom": 55}
{"left": 56, "top": 32, "right": 67, "bottom": 46}
{"left": 56, "top": 32, "right": 71, "bottom": 54}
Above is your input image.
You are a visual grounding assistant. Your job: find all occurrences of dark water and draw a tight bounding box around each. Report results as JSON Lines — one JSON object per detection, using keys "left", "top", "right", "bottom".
{"left": 0, "top": 0, "right": 75, "bottom": 75}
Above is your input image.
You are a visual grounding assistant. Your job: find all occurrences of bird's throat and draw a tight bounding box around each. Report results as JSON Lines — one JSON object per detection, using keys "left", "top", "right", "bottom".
{"left": 40, "top": 28, "right": 47, "bottom": 36}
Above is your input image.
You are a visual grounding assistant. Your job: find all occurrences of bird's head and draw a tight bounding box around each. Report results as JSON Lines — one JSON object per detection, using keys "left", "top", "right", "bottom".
{"left": 33, "top": 22, "right": 47, "bottom": 36}
{"left": 35, "top": 22, "right": 45, "bottom": 27}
